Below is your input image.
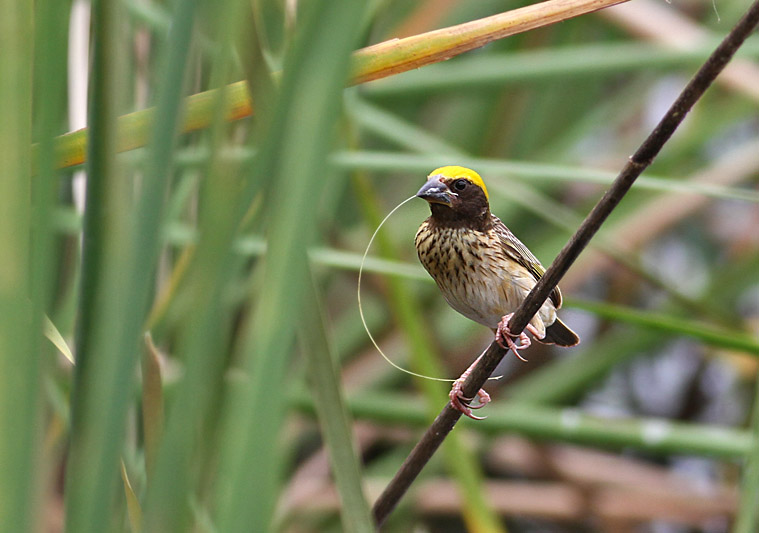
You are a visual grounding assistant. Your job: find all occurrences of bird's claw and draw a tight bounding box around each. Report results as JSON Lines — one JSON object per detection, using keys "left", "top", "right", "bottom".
{"left": 449, "top": 379, "right": 491, "bottom": 420}
{"left": 495, "top": 313, "right": 536, "bottom": 362}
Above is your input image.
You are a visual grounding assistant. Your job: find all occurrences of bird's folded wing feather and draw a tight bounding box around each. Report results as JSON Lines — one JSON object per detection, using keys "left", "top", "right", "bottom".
{"left": 493, "top": 216, "right": 562, "bottom": 308}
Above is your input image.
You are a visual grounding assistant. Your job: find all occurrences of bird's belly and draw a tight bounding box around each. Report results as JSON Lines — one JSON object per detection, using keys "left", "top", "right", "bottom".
{"left": 437, "top": 262, "right": 524, "bottom": 329}
{"left": 417, "top": 230, "right": 556, "bottom": 332}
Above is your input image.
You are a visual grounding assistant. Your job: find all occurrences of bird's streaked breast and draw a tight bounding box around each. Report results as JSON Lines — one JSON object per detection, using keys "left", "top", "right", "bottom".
{"left": 415, "top": 220, "right": 537, "bottom": 329}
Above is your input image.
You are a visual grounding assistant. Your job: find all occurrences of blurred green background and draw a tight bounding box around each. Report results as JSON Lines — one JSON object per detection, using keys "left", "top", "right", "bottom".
{"left": 2, "top": 0, "right": 759, "bottom": 531}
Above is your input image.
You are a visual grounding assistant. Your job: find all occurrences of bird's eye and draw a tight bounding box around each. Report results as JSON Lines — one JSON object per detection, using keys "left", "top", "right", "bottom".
{"left": 452, "top": 179, "right": 468, "bottom": 191}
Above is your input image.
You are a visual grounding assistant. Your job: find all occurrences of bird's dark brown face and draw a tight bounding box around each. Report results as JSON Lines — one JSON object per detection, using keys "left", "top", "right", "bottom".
{"left": 416, "top": 175, "right": 491, "bottom": 229}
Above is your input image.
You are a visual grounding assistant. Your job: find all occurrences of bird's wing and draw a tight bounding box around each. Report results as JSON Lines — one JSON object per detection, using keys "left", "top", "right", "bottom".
{"left": 492, "top": 215, "right": 562, "bottom": 308}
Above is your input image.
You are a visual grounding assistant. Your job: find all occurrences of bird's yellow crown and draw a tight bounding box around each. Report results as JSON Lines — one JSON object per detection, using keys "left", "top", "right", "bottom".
{"left": 428, "top": 166, "right": 489, "bottom": 202}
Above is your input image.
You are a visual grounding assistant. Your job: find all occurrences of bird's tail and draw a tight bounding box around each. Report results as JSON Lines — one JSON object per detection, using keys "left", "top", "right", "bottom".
{"left": 540, "top": 318, "right": 580, "bottom": 347}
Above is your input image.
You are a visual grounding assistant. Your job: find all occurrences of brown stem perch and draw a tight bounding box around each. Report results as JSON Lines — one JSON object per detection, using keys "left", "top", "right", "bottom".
{"left": 372, "top": 0, "right": 759, "bottom": 527}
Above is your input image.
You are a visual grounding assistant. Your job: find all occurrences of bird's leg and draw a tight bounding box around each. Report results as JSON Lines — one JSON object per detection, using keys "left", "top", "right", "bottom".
{"left": 495, "top": 313, "right": 541, "bottom": 362}
{"left": 449, "top": 351, "right": 491, "bottom": 420}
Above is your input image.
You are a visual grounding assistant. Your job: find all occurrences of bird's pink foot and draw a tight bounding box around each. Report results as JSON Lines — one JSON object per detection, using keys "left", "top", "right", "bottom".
{"left": 495, "top": 313, "right": 540, "bottom": 362}
{"left": 448, "top": 352, "right": 491, "bottom": 420}
{"left": 449, "top": 379, "right": 491, "bottom": 420}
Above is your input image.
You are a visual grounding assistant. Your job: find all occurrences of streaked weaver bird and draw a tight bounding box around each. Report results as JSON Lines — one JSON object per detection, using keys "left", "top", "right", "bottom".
{"left": 415, "top": 166, "right": 579, "bottom": 419}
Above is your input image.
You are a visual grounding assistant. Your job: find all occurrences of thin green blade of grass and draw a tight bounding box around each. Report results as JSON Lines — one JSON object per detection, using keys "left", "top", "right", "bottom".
{"left": 65, "top": 0, "right": 199, "bottom": 529}
{"left": 28, "top": 5, "right": 71, "bottom": 526}
{"left": 124, "top": 0, "right": 217, "bottom": 54}
{"left": 310, "top": 247, "right": 429, "bottom": 282}
{"left": 64, "top": 0, "right": 128, "bottom": 528}
{"left": 212, "top": 1, "right": 369, "bottom": 530}
{"left": 291, "top": 390, "right": 752, "bottom": 459}
{"left": 32, "top": 0, "right": 68, "bottom": 341}
{"left": 300, "top": 277, "right": 373, "bottom": 533}
{"left": 534, "top": 77, "right": 651, "bottom": 160}
{"left": 133, "top": 0, "right": 201, "bottom": 274}
{"left": 115, "top": 145, "right": 759, "bottom": 204}
{"left": 44, "top": 316, "right": 75, "bottom": 365}
{"left": 52, "top": 206, "right": 431, "bottom": 283}
{"left": 567, "top": 298, "right": 759, "bottom": 356}
{"left": 251, "top": 0, "right": 287, "bottom": 69}
{"left": 466, "top": 398, "right": 751, "bottom": 458}
{"left": 334, "top": 150, "right": 759, "bottom": 203}
{"left": 0, "top": 1, "right": 36, "bottom": 531}
{"left": 124, "top": 0, "right": 208, "bottom": 516}
{"left": 347, "top": 95, "right": 463, "bottom": 155}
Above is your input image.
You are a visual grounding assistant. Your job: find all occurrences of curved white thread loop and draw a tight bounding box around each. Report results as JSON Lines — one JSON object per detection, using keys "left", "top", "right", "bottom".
{"left": 358, "top": 195, "right": 502, "bottom": 384}
{"left": 358, "top": 196, "right": 453, "bottom": 382}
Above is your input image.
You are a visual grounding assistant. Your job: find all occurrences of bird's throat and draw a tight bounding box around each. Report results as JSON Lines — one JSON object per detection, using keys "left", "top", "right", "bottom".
{"left": 429, "top": 203, "right": 491, "bottom": 231}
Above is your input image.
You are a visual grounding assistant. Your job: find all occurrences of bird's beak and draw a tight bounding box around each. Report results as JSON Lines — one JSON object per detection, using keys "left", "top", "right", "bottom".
{"left": 416, "top": 176, "right": 453, "bottom": 206}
